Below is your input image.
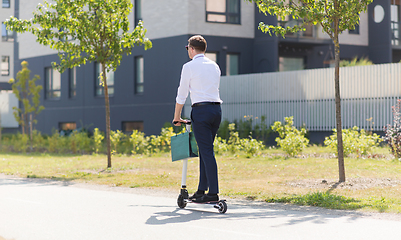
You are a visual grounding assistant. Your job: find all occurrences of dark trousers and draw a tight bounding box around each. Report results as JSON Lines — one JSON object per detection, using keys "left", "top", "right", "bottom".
{"left": 191, "top": 104, "right": 222, "bottom": 194}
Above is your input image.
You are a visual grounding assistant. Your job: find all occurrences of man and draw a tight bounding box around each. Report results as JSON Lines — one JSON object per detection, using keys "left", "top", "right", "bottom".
{"left": 173, "top": 35, "right": 222, "bottom": 203}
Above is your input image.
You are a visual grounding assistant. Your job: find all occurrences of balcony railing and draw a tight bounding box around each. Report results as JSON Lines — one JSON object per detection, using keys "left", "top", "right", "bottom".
{"left": 391, "top": 21, "right": 400, "bottom": 46}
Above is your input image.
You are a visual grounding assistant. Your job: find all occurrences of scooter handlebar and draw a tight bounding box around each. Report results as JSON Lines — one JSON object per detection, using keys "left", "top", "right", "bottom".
{"left": 172, "top": 120, "right": 191, "bottom": 125}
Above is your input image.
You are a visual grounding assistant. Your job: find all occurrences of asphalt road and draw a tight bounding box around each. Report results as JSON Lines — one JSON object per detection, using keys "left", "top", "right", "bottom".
{"left": 1, "top": 175, "right": 401, "bottom": 240}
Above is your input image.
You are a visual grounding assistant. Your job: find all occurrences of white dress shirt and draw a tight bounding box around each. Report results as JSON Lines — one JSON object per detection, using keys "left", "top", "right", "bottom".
{"left": 176, "top": 54, "right": 223, "bottom": 105}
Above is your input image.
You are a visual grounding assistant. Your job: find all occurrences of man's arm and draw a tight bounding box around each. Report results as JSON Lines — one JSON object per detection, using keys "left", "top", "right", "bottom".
{"left": 172, "top": 103, "right": 187, "bottom": 126}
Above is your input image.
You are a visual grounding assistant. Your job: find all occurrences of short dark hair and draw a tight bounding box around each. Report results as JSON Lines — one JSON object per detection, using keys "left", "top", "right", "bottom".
{"left": 188, "top": 35, "right": 207, "bottom": 52}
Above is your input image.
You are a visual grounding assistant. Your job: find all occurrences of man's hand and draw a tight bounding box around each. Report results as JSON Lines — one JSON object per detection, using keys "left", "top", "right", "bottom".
{"left": 172, "top": 118, "right": 188, "bottom": 126}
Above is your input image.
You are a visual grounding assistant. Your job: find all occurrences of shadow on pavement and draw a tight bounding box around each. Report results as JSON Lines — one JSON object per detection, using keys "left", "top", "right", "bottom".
{"left": 145, "top": 199, "right": 370, "bottom": 226}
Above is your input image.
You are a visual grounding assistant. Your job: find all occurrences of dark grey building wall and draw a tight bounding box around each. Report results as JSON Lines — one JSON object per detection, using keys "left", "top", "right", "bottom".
{"left": 253, "top": 7, "right": 279, "bottom": 72}
{"left": 369, "top": 0, "right": 392, "bottom": 64}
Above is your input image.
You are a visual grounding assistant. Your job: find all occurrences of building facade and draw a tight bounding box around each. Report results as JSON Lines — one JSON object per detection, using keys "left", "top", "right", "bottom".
{"left": 1, "top": 0, "right": 14, "bottom": 89}
{"left": 8, "top": 0, "right": 401, "bottom": 135}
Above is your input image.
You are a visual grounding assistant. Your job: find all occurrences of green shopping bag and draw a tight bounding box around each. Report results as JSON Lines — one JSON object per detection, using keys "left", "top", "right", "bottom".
{"left": 171, "top": 132, "right": 198, "bottom": 161}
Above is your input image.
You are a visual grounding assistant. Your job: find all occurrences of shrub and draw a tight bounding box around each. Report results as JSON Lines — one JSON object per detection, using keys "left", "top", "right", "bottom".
{"left": 93, "top": 128, "right": 104, "bottom": 154}
{"left": 340, "top": 57, "right": 373, "bottom": 67}
{"left": 272, "top": 116, "right": 309, "bottom": 157}
{"left": 227, "top": 123, "right": 241, "bottom": 154}
{"left": 110, "top": 130, "right": 125, "bottom": 155}
{"left": 383, "top": 99, "right": 401, "bottom": 158}
{"left": 47, "top": 130, "right": 62, "bottom": 153}
{"left": 159, "top": 127, "right": 175, "bottom": 152}
{"left": 217, "top": 116, "right": 272, "bottom": 144}
{"left": 216, "top": 123, "right": 265, "bottom": 157}
{"left": 70, "top": 130, "right": 92, "bottom": 154}
{"left": 240, "top": 137, "right": 265, "bottom": 158}
{"left": 325, "top": 126, "right": 382, "bottom": 157}
{"left": 130, "top": 130, "right": 148, "bottom": 155}
{"left": 214, "top": 136, "right": 229, "bottom": 154}
{"left": 146, "top": 135, "right": 161, "bottom": 155}
{"left": 30, "top": 130, "right": 45, "bottom": 150}
{"left": 13, "top": 133, "right": 29, "bottom": 153}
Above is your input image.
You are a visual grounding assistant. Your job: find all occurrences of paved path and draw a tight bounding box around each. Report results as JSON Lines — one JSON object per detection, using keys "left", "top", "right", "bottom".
{"left": 1, "top": 176, "right": 401, "bottom": 240}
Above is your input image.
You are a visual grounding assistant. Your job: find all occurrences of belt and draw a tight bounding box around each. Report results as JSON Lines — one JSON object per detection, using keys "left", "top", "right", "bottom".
{"left": 192, "top": 102, "right": 221, "bottom": 107}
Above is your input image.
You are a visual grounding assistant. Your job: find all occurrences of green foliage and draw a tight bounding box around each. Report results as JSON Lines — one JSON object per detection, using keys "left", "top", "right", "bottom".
{"left": 129, "top": 130, "right": 148, "bottom": 155}
{"left": 1, "top": 125, "right": 264, "bottom": 157}
{"left": 5, "top": 0, "right": 152, "bottom": 73}
{"left": 110, "top": 130, "right": 125, "bottom": 155}
{"left": 47, "top": 130, "right": 61, "bottom": 153}
{"left": 252, "top": 115, "right": 272, "bottom": 144}
{"left": 272, "top": 116, "right": 309, "bottom": 157}
{"left": 9, "top": 61, "right": 44, "bottom": 135}
{"left": 30, "top": 130, "right": 45, "bottom": 150}
{"left": 70, "top": 130, "right": 92, "bottom": 154}
{"left": 213, "top": 136, "right": 229, "bottom": 155}
{"left": 266, "top": 192, "right": 363, "bottom": 210}
{"left": 93, "top": 128, "right": 104, "bottom": 154}
{"left": 250, "top": 0, "right": 372, "bottom": 40}
{"left": 217, "top": 120, "right": 230, "bottom": 140}
{"left": 383, "top": 100, "right": 401, "bottom": 158}
{"left": 5, "top": 0, "right": 152, "bottom": 167}
{"left": 158, "top": 127, "right": 175, "bottom": 152}
{"left": 216, "top": 123, "right": 265, "bottom": 157}
{"left": 340, "top": 57, "right": 373, "bottom": 67}
{"left": 12, "top": 133, "right": 29, "bottom": 153}
{"left": 240, "top": 138, "right": 265, "bottom": 158}
{"left": 325, "top": 126, "right": 383, "bottom": 157}
{"left": 227, "top": 123, "right": 241, "bottom": 154}
{"left": 218, "top": 116, "right": 272, "bottom": 144}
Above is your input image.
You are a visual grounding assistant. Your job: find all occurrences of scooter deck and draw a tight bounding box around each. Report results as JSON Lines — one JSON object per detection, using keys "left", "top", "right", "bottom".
{"left": 185, "top": 199, "right": 226, "bottom": 204}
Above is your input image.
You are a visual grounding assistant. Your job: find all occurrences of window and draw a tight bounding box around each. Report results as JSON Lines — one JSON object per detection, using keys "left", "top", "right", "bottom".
{"left": 279, "top": 57, "right": 304, "bottom": 72}
{"left": 69, "top": 67, "right": 76, "bottom": 98}
{"left": 95, "top": 63, "right": 114, "bottom": 96}
{"left": 134, "top": 0, "right": 142, "bottom": 26}
{"left": 205, "top": 52, "right": 218, "bottom": 63}
{"left": 1, "top": 22, "right": 13, "bottom": 42}
{"left": 2, "top": 0, "right": 10, "bottom": 8}
{"left": 349, "top": 24, "right": 360, "bottom": 34}
{"left": 122, "top": 121, "right": 144, "bottom": 132}
{"left": 59, "top": 122, "right": 76, "bottom": 131}
{"left": 206, "top": 0, "right": 240, "bottom": 24}
{"left": 391, "top": 3, "right": 400, "bottom": 45}
{"left": 45, "top": 67, "right": 61, "bottom": 99}
{"left": 59, "top": 122, "right": 76, "bottom": 135}
{"left": 226, "top": 53, "right": 239, "bottom": 76}
{"left": 135, "top": 56, "right": 144, "bottom": 94}
{"left": 1, "top": 56, "right": 9, "bottom": 76}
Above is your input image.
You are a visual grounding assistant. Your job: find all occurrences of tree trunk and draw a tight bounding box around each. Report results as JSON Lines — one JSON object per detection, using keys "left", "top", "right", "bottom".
{"left": 21, "top": 113, "right": 25, "bottom": 135}
{"left": 334, "top": 24, "right": 345, "bottom": 182}
{"left": 102, "top": 65, "right": 112, "bottom": 168}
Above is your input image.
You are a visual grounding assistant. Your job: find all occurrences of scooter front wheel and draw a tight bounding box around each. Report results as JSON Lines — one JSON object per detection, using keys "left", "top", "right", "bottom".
{"left": 217, "top": 200, "right": 227, "bottom": 214}
{"left": 177, "top": 194, "right": 187, "bottom": 209}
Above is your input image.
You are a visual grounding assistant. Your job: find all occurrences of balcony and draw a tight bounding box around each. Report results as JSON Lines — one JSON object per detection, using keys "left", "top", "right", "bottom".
{"left": 391, "top": 21, "right": 400, "bottom": 46}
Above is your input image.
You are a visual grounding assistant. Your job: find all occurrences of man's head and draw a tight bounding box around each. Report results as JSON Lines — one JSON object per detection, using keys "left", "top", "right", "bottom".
{"left": 186, "top": 35, "right": 207, "bottom": 59}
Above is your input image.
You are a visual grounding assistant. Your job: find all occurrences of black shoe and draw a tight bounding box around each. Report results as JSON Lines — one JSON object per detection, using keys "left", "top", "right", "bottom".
{"left": 193, "top": 194, "right": 219, "bottom": 203}
{"left": 189, "top": 191, "right": 204, "bottom": 200}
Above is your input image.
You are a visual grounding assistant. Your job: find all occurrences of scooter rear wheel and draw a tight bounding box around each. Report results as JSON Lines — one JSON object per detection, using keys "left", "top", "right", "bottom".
{"left": 177, "top": 194, "right": 187, "bottom": 208}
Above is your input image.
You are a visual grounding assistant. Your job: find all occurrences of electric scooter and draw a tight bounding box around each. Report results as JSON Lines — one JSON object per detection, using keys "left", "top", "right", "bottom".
{"left": 174, "top": 121, "right": 227, "bottom": 214}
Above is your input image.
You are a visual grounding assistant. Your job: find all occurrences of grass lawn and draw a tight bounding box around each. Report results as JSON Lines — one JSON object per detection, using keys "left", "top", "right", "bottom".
{"left": 1, "top": 146, "right": 401, "bottom": 213}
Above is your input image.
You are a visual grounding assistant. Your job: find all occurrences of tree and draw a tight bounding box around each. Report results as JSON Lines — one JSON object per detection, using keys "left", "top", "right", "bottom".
{"left": 6, "top": 0, "right": 152, "bottom": 168}
{"left": 250, "top": 0, "right": 373, "bottom": 182}
{"left": 9, "top": 61, "right": 44, "bottom": 137}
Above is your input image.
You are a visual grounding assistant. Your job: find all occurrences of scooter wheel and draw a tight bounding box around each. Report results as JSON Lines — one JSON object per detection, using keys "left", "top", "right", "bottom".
{"left": 177, "top": 194, "right": 187, "bottom": 209}
{"left": 217, "top": 200, "right": 227, "bottom": 214}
